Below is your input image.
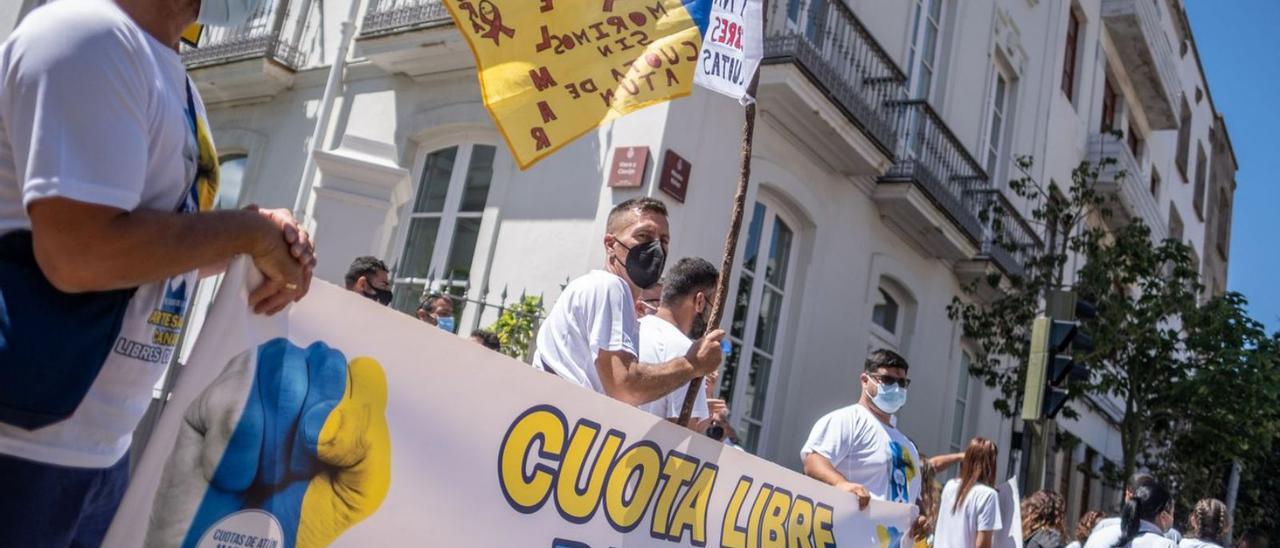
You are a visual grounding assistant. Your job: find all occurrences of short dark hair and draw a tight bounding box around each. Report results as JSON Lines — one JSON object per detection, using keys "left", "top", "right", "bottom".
{"left": 865, "top": 348, "right": 910, "bottom": 372}
{"left": 607, "top": 197, "right": 669, "bottom": 234}
{"left": 345, "top": 256, "right": 388, "bottom": 289}
{"left": 471, "top": 329, "right": 502, "bottom": 352}
{"left": 660, "top": 257, "right": 718, "bottom": 307}
{"left": 418, "top": 292, "right": 451, "bottom": 312}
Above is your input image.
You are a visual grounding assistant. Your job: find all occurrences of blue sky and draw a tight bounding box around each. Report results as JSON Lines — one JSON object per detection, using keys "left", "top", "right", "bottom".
{"left": 1185, "top": 0, "right": 1280, "bottom": 332}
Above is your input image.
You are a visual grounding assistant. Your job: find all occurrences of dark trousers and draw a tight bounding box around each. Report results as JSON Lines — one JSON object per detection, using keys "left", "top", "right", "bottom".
{"left": 0, "top": 452, "right": 130, "bottom": 547}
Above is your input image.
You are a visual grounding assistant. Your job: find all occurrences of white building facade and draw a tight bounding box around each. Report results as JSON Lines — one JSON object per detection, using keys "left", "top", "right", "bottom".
{"left": 4, "top": 0, "right": 1237, "bottom": 518}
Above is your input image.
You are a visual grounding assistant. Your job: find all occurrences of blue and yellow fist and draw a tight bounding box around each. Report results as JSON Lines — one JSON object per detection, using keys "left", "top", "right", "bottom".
{"left": 147, "top": 338, "right": 391, "bottom": 548}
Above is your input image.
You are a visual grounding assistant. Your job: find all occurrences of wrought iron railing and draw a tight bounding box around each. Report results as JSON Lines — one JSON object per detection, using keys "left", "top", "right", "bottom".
{"left": 360, "top": 0, "right": 451, "bottom": 37}
{"left": 972, "top": 189, "right": 1042, "bottom": 277}
{"left": 182, "top": 0, "right": 315, "bottom": 69}
{"left": 881, "top": 99, "right": 989, "bottom": 245}
{"left": 761, "top": 0, "right": 907, "bottom": 153}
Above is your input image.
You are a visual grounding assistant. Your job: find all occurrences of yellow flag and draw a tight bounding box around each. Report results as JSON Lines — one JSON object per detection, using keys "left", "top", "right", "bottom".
{"left": 181, "top": 23, "right": 204, "bottom": 47}
{"left": 443, "top": 0, "right": 713, "bottom": 169}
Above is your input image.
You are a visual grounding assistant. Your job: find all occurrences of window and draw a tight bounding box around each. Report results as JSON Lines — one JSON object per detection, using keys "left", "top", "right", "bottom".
{"left": 985, "top": 71, "right": 1011, "bottom": 175}
{"left": 391, "top": 143, "right": 497, "bottom": 313}
{"left": 1169, "top": 204, "right": 1184, "bottom": 242}
{"left": 1216, "top": 186, "right": 1232, "bottom": 259}
{"left": 719, "top": 202, "right": 798, "bottom": 453}
{"left": 950, "top": 351, "right": 974, "bottom": 453}
{"left": 1100, "top": 75, "right": 1117, "bottom": 132}
{"left": 786, "top": 0, "right": 828, "bottom": 43}
{"left": 1193, "top": 143, "right": 1208, "bottom": 220}
{"left": 216, "top": 154, "right": 249, "bottom": 210}
{"left": 1176, "top": 98, "right": 1193, "bottom": 180}
{"left": 907, "top": 0, "right": 944, "bottom": 100}
{"left": 871, "top": 290, "right": 900, "bottom": 335}
{"left": 1062, "top": 10, "right": 1081, "bottom": 102}
{"left": 1150, "top": 168, "right": 1161, "bottom": 199}
{"left": 1127, "top": 122, "right": 1143, "bottom": 163}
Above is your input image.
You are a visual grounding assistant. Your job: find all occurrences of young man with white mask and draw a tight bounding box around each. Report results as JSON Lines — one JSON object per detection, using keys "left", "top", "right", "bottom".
{"left": 801, "top": 349, "right": 923, "bottom": 509}
{"left": 533, "top": 197, "right": 725, "bottom": 405}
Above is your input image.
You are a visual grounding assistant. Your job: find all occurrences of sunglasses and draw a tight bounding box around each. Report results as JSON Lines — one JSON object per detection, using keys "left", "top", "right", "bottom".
{"left": 868, "top": 373, "right": 911, "bottom": 389}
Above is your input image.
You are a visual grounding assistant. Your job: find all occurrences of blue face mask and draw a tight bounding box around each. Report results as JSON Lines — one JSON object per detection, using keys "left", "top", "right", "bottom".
{"left": 871, "top": 380, "right": 908, "bottom": 415}
{"left": 436, "top": 316, "right": 455, "bottom": 333}
{"left": 197, "top": 0, "right": 266, "bottom": 27}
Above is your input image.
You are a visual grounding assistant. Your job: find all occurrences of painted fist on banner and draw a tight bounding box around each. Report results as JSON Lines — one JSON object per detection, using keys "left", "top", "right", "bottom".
{"left": 147, "top": 338, "right": 391, "bottom": 548}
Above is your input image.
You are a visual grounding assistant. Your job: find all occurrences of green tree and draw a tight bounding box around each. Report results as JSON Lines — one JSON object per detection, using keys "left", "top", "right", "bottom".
{"left": 948, "top": 151, "right": 1264, "bottom": 483}
{"left": 487, "top": 296, "right": 545, "bottom": 361}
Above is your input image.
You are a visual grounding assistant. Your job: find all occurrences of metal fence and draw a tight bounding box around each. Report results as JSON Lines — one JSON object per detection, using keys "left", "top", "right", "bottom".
{"left": 360, "top": 0, "right": 451, "bottom": 37}
{"left": 972, "top": 189, "right": 1043, "bottom": 277}
{"left": 761, "top": 0, "right": 907, "bottom": 153}
{"left": 181, "top": 0, "right": 317, "bottom": 69}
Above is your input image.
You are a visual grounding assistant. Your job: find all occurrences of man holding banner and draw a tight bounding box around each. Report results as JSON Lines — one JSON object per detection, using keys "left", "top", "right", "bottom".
{"left": 0, "top": 0, "right": 313, "bottom": 543}
{"left": 533, "top": 197, "right": 725, "bottom": 405}
{"left": 802, "top": 349, "right": 924, "bottom": 511}
{"left": 637, "top": 257, "right": 716, "bottom": 425}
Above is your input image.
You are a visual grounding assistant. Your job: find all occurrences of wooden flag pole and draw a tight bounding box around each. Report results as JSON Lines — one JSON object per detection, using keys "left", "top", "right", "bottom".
{"left": 676, "top": 68, "right": 762, "bottom": 427}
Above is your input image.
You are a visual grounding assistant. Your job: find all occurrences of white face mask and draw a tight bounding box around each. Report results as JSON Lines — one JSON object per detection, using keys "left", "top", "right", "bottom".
{"left": 870, "top": 379, "right": 908, "bottom": 415}
{"left": 197, "top": 0, "right": 265, "bottom": 27}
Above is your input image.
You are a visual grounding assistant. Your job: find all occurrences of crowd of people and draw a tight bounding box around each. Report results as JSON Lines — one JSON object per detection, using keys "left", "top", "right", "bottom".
{"left": 348, "top": 197, "right": 1271, "bottom": 548}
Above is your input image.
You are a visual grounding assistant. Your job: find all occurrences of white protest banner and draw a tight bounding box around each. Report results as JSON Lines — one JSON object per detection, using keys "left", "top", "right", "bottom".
{"left": 995, "top": 477, "right": 1024, "bottom": 548}
{"left": 106, "top": 258, "right": 914, "bottom": 547}
{"left": 694, "top": 0, "right": 763, "bottom": 102}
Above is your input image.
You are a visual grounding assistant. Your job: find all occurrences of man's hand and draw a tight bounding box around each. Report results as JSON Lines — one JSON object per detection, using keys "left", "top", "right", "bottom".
{"left": 835, "top": 481, "right": 872, "bottom": 510}
{"left": 146, "top": 338, "right": 390, "bottom": 548}
{"left": 685, "top": 329, "right": 726, "bottom": 377}
{"left": 245, "top": 207, "right": 314, "bottom": 315}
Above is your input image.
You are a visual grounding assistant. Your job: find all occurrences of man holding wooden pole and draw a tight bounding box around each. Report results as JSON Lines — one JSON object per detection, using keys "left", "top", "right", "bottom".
{"left": 533, "top": 197, "right": 725, "bottom": 406}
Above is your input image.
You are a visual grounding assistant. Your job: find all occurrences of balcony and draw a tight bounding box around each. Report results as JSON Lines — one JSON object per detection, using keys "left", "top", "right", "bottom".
{"left": 1087, "top": 133, "right": 1167, "bottom": 240}
{"left": 1101, "top": 0, "right": 1181, "bottom": 129}
{"left": 355, "top": 0, "right": 475, "bottom": 79}
{"left": 182, "top": 0, "right": 315, "bottom": 104}
{"left": 972, "top": 190, "right": 1042, "bottom": 278}
{"left": 874, "top": 100, "right": 988, "bottom": 261}
{"left": 758, "top": 0, "right": 906, "bottom": 175}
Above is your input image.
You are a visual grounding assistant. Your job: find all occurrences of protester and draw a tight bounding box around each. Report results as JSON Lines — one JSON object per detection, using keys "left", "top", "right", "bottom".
{"left": 636, "top": 258, "right": 716, "bottom": 427}
{"left": 1177, "top": 499, "right": 1231, "bottom": 548}
{"left": 417, "top": 292, "right": 455, "bottom": 331}
{"left": 532, "top": 197, "right": 724, "bottom": 405}
{"left": 911, "top": 455, "right": 941, "bottom": 548}
{"left": 345, "top": 256, "right": 392, "bottom": 305}
{"left": 1069, "top": 511, "right": 1107, "bottom": 548}
{"left": 470, "top": 328, "right": 502, "bottom": 352}
{"left": 1022, "top": 490, "right": 1068, "bottom": 548}
{"left": 1085, "top": 478, "right": 1176, "bottom": 548}
{"left": 1236, "top": 529, "right": 1269, "bottom": 548}
{"left": 801, "top": 349, "right": 922, "bottom": 509}
{"left": 0, "top": 0, "right": 316, "bottom": 542}
{"left": 1084, "top": 473, "right": 1163, "bottom": 548}
{"left": 933, "top": 438, "right": 1001, "bottom": 548}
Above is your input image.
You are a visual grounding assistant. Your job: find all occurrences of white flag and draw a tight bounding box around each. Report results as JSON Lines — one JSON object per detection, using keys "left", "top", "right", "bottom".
{"left": 695, "top": 0, "right": 763, "bottom": 103}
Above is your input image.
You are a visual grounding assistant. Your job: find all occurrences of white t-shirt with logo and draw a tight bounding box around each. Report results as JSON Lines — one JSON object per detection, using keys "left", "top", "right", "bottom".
{"left": 801, "top": 403, "right": 922, "bottom": 504}
{"left": 534, "top": 270, "right": 639, "bottom": 394}
{"left": 637, "top": 315, "right": 709, "bottom": 419}
{"left": 0, "top": 0, "right": 209, "bottom": 467}
{"left": 934, "top": 479, "right": 1003, "bottom": 548}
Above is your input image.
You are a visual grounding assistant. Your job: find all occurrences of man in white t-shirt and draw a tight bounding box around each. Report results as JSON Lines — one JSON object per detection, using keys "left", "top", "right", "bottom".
{"left": 801, "top": 349, "right": 922, "bottom": 509}
{"left": 0, "top": 0, "right": 315, "bottom": 543}
{"left": 637, "top": 257, "right": 717, "bottom": 426}
{"left": 533, "top": 197, "right": 724, "bottom": 405}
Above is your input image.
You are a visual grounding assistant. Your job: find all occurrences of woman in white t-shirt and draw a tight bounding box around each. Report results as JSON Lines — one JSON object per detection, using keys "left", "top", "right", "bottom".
{"left": 934, "top": 438, "right": 1002, "bottom": 548}
{"left": 1178, "top": 498, "right": 1231, "bottom": 548}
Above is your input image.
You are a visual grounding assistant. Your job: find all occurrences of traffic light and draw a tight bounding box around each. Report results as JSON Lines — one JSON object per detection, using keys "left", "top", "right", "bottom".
{"left": 1021, "top": 291, "right": 1095, "bottom": 421}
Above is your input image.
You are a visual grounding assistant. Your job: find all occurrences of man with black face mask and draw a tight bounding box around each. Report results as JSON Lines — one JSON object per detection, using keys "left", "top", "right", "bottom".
{"left": 636, "top": 258, "right": 717, "bottom": 425}
{"left": 344, "top": 256, "right": 393, "bottom": 305}
{"left": 533, "top": 198, "right": 725, "bottom": 405}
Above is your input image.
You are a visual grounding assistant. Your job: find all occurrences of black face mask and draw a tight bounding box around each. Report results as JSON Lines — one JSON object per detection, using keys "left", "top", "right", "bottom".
{"left": 616, "top": 239, "right": 665, "bottom": 290}
{"left": 363, "top": 277, "right": 393, "bottom": 306}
